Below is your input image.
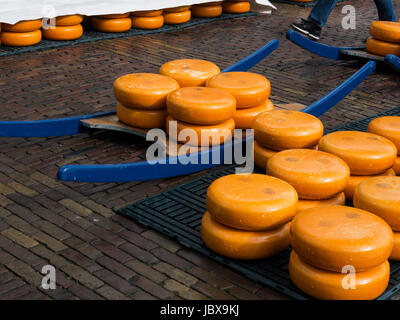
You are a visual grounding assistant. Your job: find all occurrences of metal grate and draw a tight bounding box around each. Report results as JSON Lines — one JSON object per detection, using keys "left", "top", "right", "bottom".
{"left": 118, "top": 106, "right": 400, "bottom": 300}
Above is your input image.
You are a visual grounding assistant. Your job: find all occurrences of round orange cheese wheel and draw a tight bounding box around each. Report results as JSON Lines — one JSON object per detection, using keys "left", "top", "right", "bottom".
{"left": 132, "top": 15, "right": 164, "bottom": 29}
{"left": 234, "top": 99, "right": 274, "bottom": 129}
{"left": 206, "top": 72, "right": 271, "bottom": 108}
{"left": 201, "top": 212, "right": 290, "bottom": 260}
{"left": 166, "top": 115, "right": 234, "bottom": 146}
{"left": 163, "top": 10, "right": 191, "bottom": 25}
{"left": 291, "top": 205, "right": 394, "bottom": 272}
{"left": 91, "top": 17, "right": 132, "bottom": 32}
{"left": 2, "top": 19, "right": 42, "bottom": 32}
{"left": 289, "top": 251, "right": 390, "bottom": 300}
{"left": 318, "top": 131, "right": 397, "bottom": 175}
{"left": 254, "top": 141, "right": 277, "bottom": 170}
{"left": 297, "top": 193, "right": 345, "bottom": 212}
{"left": 267, "top": 149, "right": 350, "bottom": 200}
{"left": 114, "top": 73, "right": 179, "bottom": 109}
{"left": 370, "top": 21, "right": 400, "bottom": 43}
{"left": 206, "top": 174, "right": 298, "bottom": 231}
{"left": 366, "top": 37, "right": 400, "bottom": 56}
{"left": 98, "top": 13, "right": 130, "bottom": 19}
{"left": 1, "top": 30, "right": 42, "bottom": 47}
{"left": 252, "top": 110, "right": 324, "bottom": 150}
{"left": 191, "top": 4, "right": 222, "bottom": 18}
{"left": 222, "top": 1, "right": 251, "bottom": 13}
{"left": 394, "top": 157, "right": 400, "bottom": 175}
{"left": 344, "top": 168, "right": 396, "bottom": 201}
{"left": 160, "top": 59, "right": 220, "bottom": 87}
{"left": 199, "top": 1, "right": 223, "bottom": 5}
{"left": 133, "top": 10, "right": 164, "bottom": 17}
{"left": 354, "top": 176, "right": 400, "bottom": 231}
{"left": 116, "top": 102, "right": 168, "bottom": 129}
{"left": 390, "top": 231, "right": 400, "bottom": 260}
{"left": 42, "top": 24, "right": 83, "bottom": 41}
{"left": 55, "top": 15, "right": 83, "bottom": 26}
{"left": 167, "top": 87, "right": 236, "bottom": 125}
{"left": 164, "top": 6, "right": 191, "bottom": 13}
{"left": 368, "top": 116, "right": 400, "bottom": 155}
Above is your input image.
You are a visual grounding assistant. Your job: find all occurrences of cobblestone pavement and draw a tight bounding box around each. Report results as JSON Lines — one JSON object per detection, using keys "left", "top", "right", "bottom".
{"left": 0, "top": 0, "right": 399, "bottom": 300}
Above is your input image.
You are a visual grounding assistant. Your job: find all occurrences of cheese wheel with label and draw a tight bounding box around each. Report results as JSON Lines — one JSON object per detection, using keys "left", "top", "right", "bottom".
{"left": 394, "top": 157, "right": 400, "bottom": 175}
{"left": 354, "top": 176, "right": 400, "bottom": 231}
{"left": 390, "top": 231, "right": 400, "bottom": 260}
{"left": 160, "top": 59, "right": 220, "bottom": 87}
{"left": 254, "top": 141, "right": 277, "bottom": 169}
{"left": 223, "top": 1, "right": 251, "bottom": 13}
{"left": 318, "top": 131, "right": 397, "bottom": 175}
{"left": 165, "top": 115, "right": 234, "bottom": 146}
{"left": 370, "top": 21, "right": 400, "bottom": 43}
{"left": 116, "top": 102, "right": 168, "bottom": 129}
{"left": 267, "top": 149, "right": 350, "bottom": 200}
{"left": 132, "top": 15, "right": 164, "bottom": 29}
{"left": 133, "top": 10, "right": 164, "bottom": 17}
{"left": 344, "top": 168, "right": 396, "bottom": 201}
{"left": 56, "top": 15, "right": 83, "bottom": 26}
{"left": 163, "top": 10, "right": 191, "bottom": 25}
{"left": 2, "top": 19, "right": 42, "bottom": 32}
{"left": 368, "top": 116, "right": 400, "bottom": 155}
{"left": 234, "top": 99, "right": 274, "bottom": 129}
{"left": 167, "top": 87, "right": 235, "bottom": 125}
{"left": 206, "top": 72, "right": 271, "bottom": 108}
{"left": 165, "top": 6, "right": 191, "bottom": 13}
{"left": 253, "top": 110, "right": 324, "bottom": 150}
{"left": 91, "top": 17, "right": 132, "bottom": 32}
{"left": 201, "top": 212, "right": 290, "bottom": 260}
{"left": 191, "top": 4, "right": 222, "bottom": 18}
{"left": 42, "top": 24, "right": 83, "bottom": 40}
{"left": 366, "top": 37, "right": 400, "bottom": 56}
{"left": 114, "top": 73, "right": 179, "bottom": 109}
{"left": 297, "top": 193, "right": 345, "bottom": 212}
{"left": 291, "top": 205, "right": 393, "bottom": 272}
{"left": 206, "top": 174, "right": 298, "bottom": 231}
{"left": 1, "top": 30, "right": 42, "bottom": 46}
{"left": 289, "top": 251, "right": 390, "bottom": 300}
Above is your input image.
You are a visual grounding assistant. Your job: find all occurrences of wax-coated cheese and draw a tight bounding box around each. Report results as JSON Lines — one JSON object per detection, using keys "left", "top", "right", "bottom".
{"left": 297, "top": 193, "right": 345, "bottom": 212}
{"left": 163, "top": 10, "right": 191, "bottom": 25}
{"left": 366, "top": 37, "right": 400, "bottom": 56}
{"left": 234, "top": 99, "right": 274, "bottom": 129}
{"left": 394, "top": 157, "right": 400, "bottom": 175}
{"left": 2, "top": 19, "right": 42, "bottom": 32}
{"left": 1, "top": 30, "right": 42, "bottom": 46}
{"left": 164, "top": 6, "right": 191, "bottom": 13}
{"left": 42, "top": 24, "right": 83, "bottom": 40}
{"left": 133, "top": 10, "right": 164, "bottom": 17}
{"left": 98, "top": 13, "right": 130, "bottom": 19}
{"left": 55, "top": 15, "right": 84, "bottom": 26}
{"left": 390, "top": 231, "right": 400, "bottom": 261}
{"left": 222, "top": 1, "right": 251, "bottom": 13}
{"left": 253, "top": 110, "right": 324, "bottom": 150}
{"left": 167, "top": 87, "right": 236, "bottom": 125}
{"left": 206, "top": 174, "right": 298, "bottom": 230}
{"left": 253, "top": 141, "right": 277, "bottom": 170}
{"left": 191, "top": 4, "right": 222, "bottom": 18}
{"left": 291, "top": 205, "right": 393, "bottom": 272}
{"left": 116, "top": 102, "right": 168, "bottom": 129}
{"left": 91, "top": 17, "right": 132, "bottom": 33}
{"left": 319, "top": 131, "right": 397, "bottom": 175}
{"left": 368, "top": 116, "right": 400, "bottom": 155}
{"left": 267, "top": 149, "right": 350, "bottom": 200}
{"left": 132, "top": 16, "right": 164, "bottom": 29}
{"left": 370, "top": 21, "right": 400, "bottom": 43}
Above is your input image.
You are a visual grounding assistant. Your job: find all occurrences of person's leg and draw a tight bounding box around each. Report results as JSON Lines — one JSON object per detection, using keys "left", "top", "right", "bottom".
{"left": 373, "top": 0, "right": 397, "bottom": 21}
{"left": 308, "top": 0, "right": 340, "bottom": 28}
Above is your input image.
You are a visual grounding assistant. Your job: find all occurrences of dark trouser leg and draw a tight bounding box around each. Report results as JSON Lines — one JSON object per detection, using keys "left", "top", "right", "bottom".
{"left": 308, "top": 0, "right": 340, "bottom": 28}
{"left": 373, "top": 0, "right": 397, "bottom": 21}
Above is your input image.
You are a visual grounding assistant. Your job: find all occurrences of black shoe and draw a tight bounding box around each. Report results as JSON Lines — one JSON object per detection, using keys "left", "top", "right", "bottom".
{"left": 291, "top": 18, "right": 321, "bottom": 40}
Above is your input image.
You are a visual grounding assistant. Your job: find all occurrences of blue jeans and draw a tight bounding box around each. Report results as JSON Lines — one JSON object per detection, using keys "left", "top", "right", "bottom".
{"left": 308, "top": 0, "right": 397, "bottom": 28}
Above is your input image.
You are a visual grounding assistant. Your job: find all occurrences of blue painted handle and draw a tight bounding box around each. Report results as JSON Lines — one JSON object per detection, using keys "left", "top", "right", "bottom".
{"left": 385, "top": 54, "right": 400, "bottom": 72}
{"left": 301, "top": 61, "right": 376, "bottom": 117}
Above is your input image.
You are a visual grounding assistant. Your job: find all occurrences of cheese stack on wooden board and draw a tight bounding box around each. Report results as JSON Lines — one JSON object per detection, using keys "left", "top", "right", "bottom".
{"left": 131, "top": 10, "right": 164, "bottom": 29}
{"left": 42, "top": 15, "right": 83, "bottom": 41}
{"left": 201, "top": 174, "right": 297, "bottom": 260}
{"left": 1, "top": 19, "right": 42, "bottom": 46}
{"left": 92, "top": 13, "right": 132, "bottom": 33}
{"left": 366, "top": 21, "right": 400, "bottom": 56}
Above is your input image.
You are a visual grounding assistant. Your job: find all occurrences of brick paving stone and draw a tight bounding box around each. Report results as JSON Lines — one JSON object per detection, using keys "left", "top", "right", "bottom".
{"left": 92, "top": 240, "right": 132, "bottom": 263}
{"left": 0, "top": 284, "right": 33, "bottom": 300}
{"left": 68, "top": 283, "right": 105, "bottom": 300}
{"left": 61, "top": 249, "right": 102, "bottom": 273}
{"left": 125, "top": 259, "right": 167, "bottom": 283}
{"left": 142, "top": 230, "right": 181, "bottom": 253}
{"left": 131, "top": 276, "right": 174, "bottom": 300}
{"left": 32, "top": 232, "right": 67, "bottom": 252}
{"left": 1, "top": 228, "right": 39, "bottom": 249}
{"left": 131, "top": 289, "right": 157, "bottom": 300}
{"left": 96, "top": 256, "right": 136, "bottom": 280}
{"left": 151, "top": 248, "right": 193, "bottom": 271}
{"left": 93, "top": 269, "right": 136, "bottom": 295}
{"left": 59, "top": 199, "right": 92, "bottom": 217}
{"left": 96, "top": 285, "right": 129, "bottom": 300}
{"left": 31, "top": 245, "right": 69, "bottom": 268}
{"left": 154, "top": 262, "right": 198, "bottom": 287}
{"left": 120, "top": 242, "right": 159, "bottom": 265}
{"left": 7, "top": 182, "right": 38, "bottom": 197}
{"left": 192, "top": 282, "right": 236, "bottom": 300}
{"left": 5, "top": 260, "right": 42, "bottom": 287}
{"left": 60, "top": 264, "right": 104, "bottom": 290}
{"left": 119, "top": 229, "right": 158, "bottom": 251}
{"left": 164, "top": 279, "right": 208, "bottom": 300}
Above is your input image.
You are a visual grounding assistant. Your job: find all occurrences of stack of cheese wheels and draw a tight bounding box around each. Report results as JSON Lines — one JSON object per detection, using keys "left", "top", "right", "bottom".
{"left": 202, "top": 174, "right": 298, "bottom": 259}
{"left": 192, "top": 2, "right": 223, "bottom": 18}
{"left": 132, "top": 10, "right": 164, "bottom": 29}
{"left": 163, "top": 6, "right": 191, "bottom": 25}
{"left": 354, "top": 176, "right": 400, "bottom": 261}
{"left": 318, "top": 131, "right": 397, "bottom": 201}
{"left": 290, "top": 205, "right": 393, "bottom": 300}
{"left": 222, "top": 1, "right": 251, "bottom": 14}
{"left": 42, "top": 15, "right": 83, "bottom": 41}
{"left": 206, "top": 72, "right": 272, "bottom": 129}
{"left": 160, "top": 59, "right": 221, "bottom": 87}
{"left": 366, "top": 21, "right": 400, "bottom": 56}
{"left": 114, "top": 73, "right": 179, "bottom": 129}
{"left": 1, "top": 19, "right": 42, "bottom": 47}
{"left": 166, "top": 87, "right": 236, "bottom": 146}
{"left": 368, "top": 116, "right": 400, "bottom": 176}
{"left": 251, "top": 110, "right": 324, "bottom": 170}
{"left": 92, "top": 13, "right": 132, "bottom": 33}
{"left": 267, "top": 149, "right": 349, "bottom": 212}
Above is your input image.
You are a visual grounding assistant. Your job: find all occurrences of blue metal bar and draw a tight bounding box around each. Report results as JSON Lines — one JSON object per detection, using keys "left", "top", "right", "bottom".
{"left": 385, "top": 54, "right": 400, "bottom": 72}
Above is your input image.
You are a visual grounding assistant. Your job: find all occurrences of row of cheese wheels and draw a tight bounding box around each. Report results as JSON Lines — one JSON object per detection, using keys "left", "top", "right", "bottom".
{"left": 366, "top": 20, "right": 400, "bottom": 57}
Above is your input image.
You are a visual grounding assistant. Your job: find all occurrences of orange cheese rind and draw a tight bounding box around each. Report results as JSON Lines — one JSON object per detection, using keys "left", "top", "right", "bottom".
{"left": 132, "top": 15, "right": 164, "bottom": 29}
{"left": 368, "top": 116, "right": 400, "bottom": 155}
{"left": 253, "top": 141, "right": 277, "bottom": 170}
{"left": 163, "top": 10, "right": 191, "bottom": 25}
{"left": 2, "top": 19, "right": 42, "bottom": 32}
{"left": 234, "top": 99, "right": 274, "bottom": 129}
{"left": 42, "top": 24, "right": 83, "bottom": 41}
{"left": 116, "top": 102, "right": 168, "bottom": 129}
{"left": 366, "top": 37, "right": 400, "bottom": 57}
{"left": 222, "top": 1, "right": 251, "bottom": 13}
{"left": 370, "top": 21, "right": 400, "bottom": 43}
{"left": 191, "top": 4, "right": 223, "bottom": 18}
{"left": 1, "top": 30, "right": 42, "bottom": 46}
{"left": 390, "top": 231, "right": 400, "bottom": 261}
{"left": 297, "top": 193, "right": 345, "bottom": 212}
{"left": 91, "top": 17, "right": 132, "bottom": 33}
